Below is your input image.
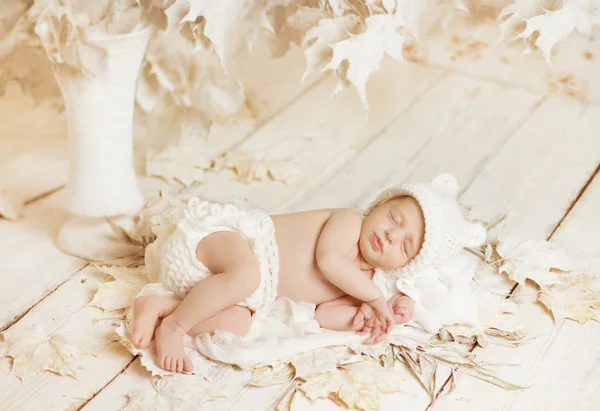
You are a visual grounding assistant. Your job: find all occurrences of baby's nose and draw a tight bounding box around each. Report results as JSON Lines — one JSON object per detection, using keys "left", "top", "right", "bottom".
{"left": 386, "top": 228, "right": 402, "bottom": 243}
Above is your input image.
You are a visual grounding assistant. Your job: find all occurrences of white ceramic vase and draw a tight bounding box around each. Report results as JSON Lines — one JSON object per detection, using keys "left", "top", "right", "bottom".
{"left": 53, "top": 28, "right": 151, "bottom": 217}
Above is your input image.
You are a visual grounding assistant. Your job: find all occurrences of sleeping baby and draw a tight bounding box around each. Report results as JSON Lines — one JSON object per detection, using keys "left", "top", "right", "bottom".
{"left": 131, "top": 173, "right": 485, "bottom": 373}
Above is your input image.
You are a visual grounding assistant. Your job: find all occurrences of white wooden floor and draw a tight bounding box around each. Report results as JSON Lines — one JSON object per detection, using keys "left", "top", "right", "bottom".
{"left": 1, "top": 20, "right": 600, "bottom": 411}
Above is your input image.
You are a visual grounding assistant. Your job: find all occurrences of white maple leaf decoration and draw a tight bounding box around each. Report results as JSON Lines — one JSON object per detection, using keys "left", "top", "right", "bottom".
{"left": 123, "top": 374, "right": 225, "bottom": 410}
{"left": 302, "top": 15, "right": 361, "bottom": 82}
{"left": 3, "top": 331, "right": 87, "bottom": 380}
{"left": 496, "top": 236, "right": 574, "bottom": 288}
{"left": 90, "top": 266, "right": 148, "bottom": 312}
{"left": 539, "top": 273, "right": 600, "bottom": 323}
{"left": 514, "top": 0, "right": 600, "bottom": 63}
{"left": 324, "top": 14, "right": 405, "bottom": 107}
{"left": 298, "top": 360, "right": 403, "bottom": 410}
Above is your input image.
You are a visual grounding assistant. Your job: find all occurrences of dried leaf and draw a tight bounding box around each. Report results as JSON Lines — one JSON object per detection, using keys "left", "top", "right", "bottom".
{"left": 123, "top": 374, "right": 225, "bottom": 410}
{"left": 484, "top": 244, "right": 493, "bottom": 262}
{"left": 3, "top": 331, "right": 86, "bottom": 380}
{"left": 323, "top": 13, "right": 405, "bottom": 106}
{"left": 183, "top": 0, "right": 277, "bottom": 69}
{"left": 290, "top": 346, "right": 356, "bottom": 380}
{"left": 397, "top": 345, "right": 437, "bottom": 400}
{"left": 250, "top": 363, "right": 295, "bottom": 386}
{"left": 515, "top": 0, "right": 600, "bottom": 63}
{"left": 146, "top": 137, "right": 212, "bottom": 186}
{"left": 298, "top": 360, "right": 403, "bottom": 411}
{"left": 497, "top": 0, "right": 542, "bottom": 44}
{"left": 211, "top": 151, "right": 302, "bottom": 185}
{"left": 301, "top": 15, "right": 361, "bottom": 82}
{"left": 90, "top": 266, "right": 148, "bottom": 312}
{"left": 538, "top": 273, "right": 600, "bottom": 323}
{"left": 276, "top": 387, "right": 297, "bottom": 411}
{"left": 496, "top": 236, "right": 573, "bottom": 288}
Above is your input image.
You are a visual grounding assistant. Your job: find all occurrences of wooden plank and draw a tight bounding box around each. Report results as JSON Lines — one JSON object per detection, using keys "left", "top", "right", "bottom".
{"left": 0, "top": 266, "right": 135, "bottom": 411}
{"left": 3, "top": 60, "right": 443, "bottom": 411}
{"left": 0, "top": 191, "right": 86, "bottom": 331}
{"left": 292, "top": 74, "right": 544, "bottom": 212}
{"left": 183, "top": 59, "right": 445, "bottom": 213}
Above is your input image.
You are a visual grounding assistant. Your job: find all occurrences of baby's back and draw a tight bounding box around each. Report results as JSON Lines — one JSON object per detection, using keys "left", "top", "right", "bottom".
{"left": 271, "top": 209, "right": 358, "bottom": 304}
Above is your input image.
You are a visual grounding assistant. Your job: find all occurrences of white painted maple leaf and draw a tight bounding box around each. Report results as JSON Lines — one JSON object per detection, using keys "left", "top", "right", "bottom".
{"left": 301, "top": 15, "right": 361, "bottom": 82}
{"left": 538, "top": 273, "right": 600, "bottom": 323}
{"left": 514, "top": 0, "right": 600, "bottom": 63}
{"left": 123, "top": 374, "right": 225, "bottom": 410}
{"left": 323, "top": 13, "right": 406, "bottom": 107}
{"left": 495, "top": 236, "right": 574, "bottom": 288}
{"left": 3, "top": 330, "right": 86, "bottom": 380}
{"left": 298, "top": 359, "right": 403, "bottom": 410}
{"left": 182, "top": 0, "right": 276, "bottom": 69}
{"left": 211, "top": 151, "right": 302, "bottom": 185}
{"left": 90, "top": 266, "right": 148, "bottom": 312}
{"left": 497, "top": 0, "right": 542, "bottom": 45}
{"left": 290, "top": 346, "right": 358, "bottom": 380}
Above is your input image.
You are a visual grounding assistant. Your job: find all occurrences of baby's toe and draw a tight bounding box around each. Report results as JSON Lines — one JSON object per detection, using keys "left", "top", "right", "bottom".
{"left": 183, "top": 357, "right": 194, "bottom": 373}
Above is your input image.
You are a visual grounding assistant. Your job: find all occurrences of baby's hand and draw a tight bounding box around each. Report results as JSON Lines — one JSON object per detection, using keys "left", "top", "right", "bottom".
{"left": 388, "top": 292, "right": 415, "bottom": 324}
{"left": 356, "top": 296, "right": 394, "bottom": 344}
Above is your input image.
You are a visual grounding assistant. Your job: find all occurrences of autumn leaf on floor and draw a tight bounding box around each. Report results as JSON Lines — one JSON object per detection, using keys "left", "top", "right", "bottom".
{"left": 276, "top": 387, "right": 297, "bottom": 411}
{"left": 211, "top": 151, "right": 302, "bottom": 185}
{"left": 89, "top": 266, "right": 148, "bottom": 312}
{"left": 2, "top": 330, "right": 87, "bottom": 380}
{"left": 0, "top": 190, "right": 21, "bottom": 220}
{"left": 495, "top": 236, "right": 573, "bottom": 288}
{"left": 250, "top": 363, "right": 295, "bottom": 387}
{"left": 298, "top": 359, "right": 403, "bottom": 411}
{"left": 123, "top": 374, "right": 225, "bottom": 411}
{"left": 539, "top": 273, "right": 600, "bottom": 323}
{"left": 290, "top": 346, "right": 359, "bottom": 380}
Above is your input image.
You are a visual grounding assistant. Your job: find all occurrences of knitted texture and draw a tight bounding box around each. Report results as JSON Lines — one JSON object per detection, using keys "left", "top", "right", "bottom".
{"left": 365, "top": 173, "right": 486, "bottom": 279}
{"left": 144, "top": 197, "right": 279, "bottom": 313}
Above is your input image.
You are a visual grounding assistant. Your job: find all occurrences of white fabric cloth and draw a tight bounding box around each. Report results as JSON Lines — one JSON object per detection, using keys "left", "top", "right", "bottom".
{"left": 123, "top": 253, "right": 494, "bottom": 373}
{"left": 144, "top": 197, "right": 279, "bottom": 313}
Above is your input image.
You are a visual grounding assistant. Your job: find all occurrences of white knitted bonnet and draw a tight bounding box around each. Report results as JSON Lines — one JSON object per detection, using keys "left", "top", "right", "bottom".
{"left": 365, "top": 173, "right": 486, "bottom": 278}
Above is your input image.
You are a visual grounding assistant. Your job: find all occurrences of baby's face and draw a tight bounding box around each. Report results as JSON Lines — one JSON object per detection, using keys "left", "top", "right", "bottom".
{"left": 359, "top": 196, "right": 425, "bottom": 270}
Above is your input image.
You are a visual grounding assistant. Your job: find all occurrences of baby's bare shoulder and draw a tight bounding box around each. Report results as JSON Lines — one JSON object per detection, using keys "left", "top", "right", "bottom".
{"left": 327, "top": 208, "right": 363, "bottom": 228}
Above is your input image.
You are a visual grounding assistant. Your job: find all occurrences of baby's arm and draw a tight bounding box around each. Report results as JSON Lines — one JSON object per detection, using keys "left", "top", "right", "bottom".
{"left": 316, "top": 209, "right": 386, "bottom": 304}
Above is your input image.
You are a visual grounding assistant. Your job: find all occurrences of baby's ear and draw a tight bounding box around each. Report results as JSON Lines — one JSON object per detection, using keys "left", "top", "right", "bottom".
{"left": 431, "top": 173, "right": 460, "bottom": 197}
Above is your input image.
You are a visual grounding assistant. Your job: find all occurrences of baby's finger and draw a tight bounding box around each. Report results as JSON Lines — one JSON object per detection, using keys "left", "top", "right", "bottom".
{"left": 357, "top": 325, "right": 372, "bottom": 336}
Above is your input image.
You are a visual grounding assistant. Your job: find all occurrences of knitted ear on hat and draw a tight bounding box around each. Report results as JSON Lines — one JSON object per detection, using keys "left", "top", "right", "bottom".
{"left": 430, "top": 173, "right": 459, "bottom": 197}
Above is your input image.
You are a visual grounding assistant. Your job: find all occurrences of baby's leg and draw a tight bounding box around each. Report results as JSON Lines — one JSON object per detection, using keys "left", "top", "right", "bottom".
{"left": 156, "top": 231, "right": 261, "bottom": 373}
{"left": 315, "top": 295, "right": 363, "bottom": 331}
{"left": 132, "top": 295, "right": 252, "bottom": 350}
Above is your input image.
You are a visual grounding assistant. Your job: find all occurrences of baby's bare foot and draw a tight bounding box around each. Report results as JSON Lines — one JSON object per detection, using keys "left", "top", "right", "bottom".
{"left": 132, "top": 296, "right": 160, "bottom": 348}
{"left": 391, "top": 294, "right": 415, "bottom": 324}
{"left": 155, "top": 316, "right": 193, "bottom": 373}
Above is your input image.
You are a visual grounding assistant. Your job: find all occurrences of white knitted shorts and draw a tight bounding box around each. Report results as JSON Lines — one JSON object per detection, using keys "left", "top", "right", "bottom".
{"left": 144, "top": 198, "right": 280, "bottom": 313}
